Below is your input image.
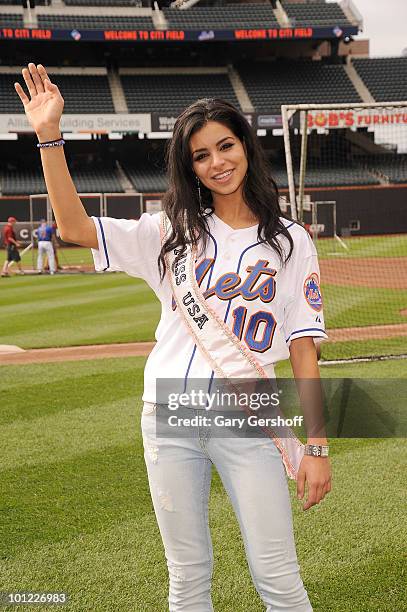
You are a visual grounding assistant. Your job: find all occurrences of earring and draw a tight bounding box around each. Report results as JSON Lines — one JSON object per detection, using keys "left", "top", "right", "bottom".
{"left": 195, "top": 176, "right": 205, "bottom": 213}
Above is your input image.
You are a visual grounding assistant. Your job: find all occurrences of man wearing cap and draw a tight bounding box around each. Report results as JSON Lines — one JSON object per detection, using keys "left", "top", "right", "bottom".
{"left": 1, "top": 217, "right": 24, "bottom": 277}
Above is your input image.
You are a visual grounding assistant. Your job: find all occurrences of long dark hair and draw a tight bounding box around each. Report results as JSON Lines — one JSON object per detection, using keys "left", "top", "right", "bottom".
{"left": 158, "top": 98, "right": 296, "bottom": 281}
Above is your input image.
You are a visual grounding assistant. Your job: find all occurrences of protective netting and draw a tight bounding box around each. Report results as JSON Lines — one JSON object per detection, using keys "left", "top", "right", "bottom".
{"left": 282, "top": 103, "right": 407, "bottom": 361}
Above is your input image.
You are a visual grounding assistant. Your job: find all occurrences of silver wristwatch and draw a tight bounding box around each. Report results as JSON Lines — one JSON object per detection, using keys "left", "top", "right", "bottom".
{"left": 304, "top": 444, "right": 329, "bottom": 457}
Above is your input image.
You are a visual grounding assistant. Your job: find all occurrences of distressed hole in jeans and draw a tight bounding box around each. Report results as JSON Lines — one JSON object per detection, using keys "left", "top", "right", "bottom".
{"left": 156, "top": 486, "right": 174, "bottom": 512}
{"left": 168, "top": 561, "right": 186, "bottom": 582}
{"left": 146, "top": 442, "right": 159, "bottom": 464}
{"left": 142, "top": 402, "right": 157, "bottom": 416}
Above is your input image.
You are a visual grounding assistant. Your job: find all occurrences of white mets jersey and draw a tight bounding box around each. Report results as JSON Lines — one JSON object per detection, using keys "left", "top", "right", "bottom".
{"left": 91, "top": 213, "right": 328, "bottom": 403}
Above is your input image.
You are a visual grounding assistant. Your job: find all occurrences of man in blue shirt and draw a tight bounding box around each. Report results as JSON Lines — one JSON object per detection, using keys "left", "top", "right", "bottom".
{"left": 37, "top": 219, "right": 56, "bottom": 275}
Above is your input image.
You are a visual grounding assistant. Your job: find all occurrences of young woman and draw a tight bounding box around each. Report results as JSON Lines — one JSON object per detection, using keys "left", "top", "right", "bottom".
{"left": 15, "top": 63, "right": 331, "bottom": 612}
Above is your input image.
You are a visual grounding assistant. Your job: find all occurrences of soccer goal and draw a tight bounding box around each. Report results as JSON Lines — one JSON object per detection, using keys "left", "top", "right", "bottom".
{"left": 281, "top": 101, "right": 407, "bottom": 223}
{"left": 281, "top": 101, "right": 407, "bottom": 361}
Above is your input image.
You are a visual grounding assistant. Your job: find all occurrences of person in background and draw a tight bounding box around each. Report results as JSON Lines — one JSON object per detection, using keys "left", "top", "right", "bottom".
{"left": 45, "top": 221, "right": 62, "bottom": 272}
{"left": 37, "top": 218, "right": 56, "bottom": 275}
{"left": 51, "top": 222, "right": 62, "bottom": 270}
{"left": 1, "top": 216, "right": 24, "bottom": 277}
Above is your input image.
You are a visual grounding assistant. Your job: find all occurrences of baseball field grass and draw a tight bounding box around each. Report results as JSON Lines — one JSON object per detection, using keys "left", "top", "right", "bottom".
{"left": 0, "top": 357, "right": 405, "bottom": 612}
{"left": 50, "top": 232, "right": 407, "bottom": 264}
{"left": 315, "top": 232, "right": 407, "bottom": 259}
{"left": 1, "top": 236, "right": 402, "bottom": 352}
{"left": 1, "top": 269, "right": 406, "bottom": 361}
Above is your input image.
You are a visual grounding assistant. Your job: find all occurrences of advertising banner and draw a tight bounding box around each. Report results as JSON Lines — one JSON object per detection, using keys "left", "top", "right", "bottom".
{"left": 1, "top": 113, "right": 151, "bottom": 134}
{"left": 0, "top": 25, "right": 358, "bottom": 44}
{"left": 306, "top": 108, "right": 407, "bottom": 130}
{"left": 151, "top": 112, "right": 282, "bottom": 132}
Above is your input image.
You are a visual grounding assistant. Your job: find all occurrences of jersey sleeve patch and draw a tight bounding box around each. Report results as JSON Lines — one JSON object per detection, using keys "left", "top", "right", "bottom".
{"left": 303, "top": 272, "right": 323, "bottom": 312}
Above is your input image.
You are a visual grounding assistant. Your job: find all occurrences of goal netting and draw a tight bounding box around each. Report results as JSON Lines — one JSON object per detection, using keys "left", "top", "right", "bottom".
{"left": 282, "top": 101, "right": 407, "bottom": 361}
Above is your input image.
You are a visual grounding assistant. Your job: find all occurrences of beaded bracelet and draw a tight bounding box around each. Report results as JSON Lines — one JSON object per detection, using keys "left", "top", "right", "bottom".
{"left": 37, "top": 138, "right": 65, "bottom": 149}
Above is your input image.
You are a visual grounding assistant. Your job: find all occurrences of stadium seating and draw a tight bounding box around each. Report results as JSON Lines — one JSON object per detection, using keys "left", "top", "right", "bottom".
{"left": 0, "top": 0, "right": 49, "bottom": 4}
{"left": 0, "top": 13, "right": 23, "bottom": 27}
{"left": 0, "top": 163, "right": 124, "bottom": 195}
{"left": 163, "top": 4, "right": 278, "bottom": 29}
{"left": 121, "top": 160, "right": 168, "bottom": 193}
{"left": 0, "top": 74, "right": 29, "bottom": 113}
{"left": 2, "top": 153, "right": 405, "bottom": 195}
{"left": 363, "top": 154, "right": 407, "bottom": 184}
{"left": 237, "top": 60, "right": 362, "bottom": 112}
{"left": 281, "top": 1, "right": 351, "bottom": 27}
{"left": 70, "top": 163, "right": 124, "bottom": 193}
{"left": 120, "top": 72, "right": 241, "bottom": 113}
{"left": 38, "top": 14, "right": 154, "bottom": 30}
{"left": 271, "top": 164, "right": 379, "bottom": 189}
{"left": 0, "top": 168, "right": 47, "bottom": 196}
{"left": 352, "top": 57, "right": 407, "bottom": 102}
{"left": 0, "top": 72, "right": 114, "bottom": 114}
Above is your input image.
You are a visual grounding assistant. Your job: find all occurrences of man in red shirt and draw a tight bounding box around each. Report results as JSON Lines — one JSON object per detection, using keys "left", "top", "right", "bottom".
{"left": 1, "top": 217, "right": 24, "bottom": 277}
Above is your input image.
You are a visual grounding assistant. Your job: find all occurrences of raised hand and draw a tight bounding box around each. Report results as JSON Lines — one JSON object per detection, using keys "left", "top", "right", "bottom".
{"left": 14, "top": 63, "right": 64, "bottom": 138}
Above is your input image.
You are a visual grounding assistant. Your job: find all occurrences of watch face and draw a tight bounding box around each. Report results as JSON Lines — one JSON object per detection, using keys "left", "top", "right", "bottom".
{"left": 312, "top": 446, "right": 321, "bottom": 456}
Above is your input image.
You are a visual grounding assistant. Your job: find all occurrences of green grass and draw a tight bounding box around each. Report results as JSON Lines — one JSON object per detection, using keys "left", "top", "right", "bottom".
{"left": 275, "top": 357, "right": 407, "bottom": 377}
{"left": 0, "top": 357, "right": 405, "bottom": 611}
{"left": 320, "top": 337, "right": 407, "bottom": 361}
{"left": 55, "top": 247, "right": 94, "bottom": 266}
{"left": 15, "top": 234, "right": 407, "bottom": 266}
{"left": 1, "top": 244, "right": 406, "bottom": 359}
{"left": 315, "top": 233, "right": 407, "bottom": 259}
{"left": 46, "top": 235, "right": 407, "bottom": 263}
{"left": 0, "top": 274, "right": 160, "bottom": 349}
{"left": 323, "top": 283, "right": 407, "bottom": 328}
{"left": 1, "top": 273, "right": 405, "bottom": 347}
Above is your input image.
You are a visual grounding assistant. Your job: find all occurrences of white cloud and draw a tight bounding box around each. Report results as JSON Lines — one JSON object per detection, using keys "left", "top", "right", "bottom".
{"left": 345, "top": 0, "right": 407, "bottom": 56}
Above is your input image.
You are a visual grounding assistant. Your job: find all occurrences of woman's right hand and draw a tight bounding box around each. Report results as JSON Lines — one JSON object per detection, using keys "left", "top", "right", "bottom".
{"left": 14, "top": 63, "right": 64, "bottom": 139}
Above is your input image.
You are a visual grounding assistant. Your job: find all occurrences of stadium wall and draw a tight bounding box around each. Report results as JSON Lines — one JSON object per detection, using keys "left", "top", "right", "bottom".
{"left": 296, "top": 184, "right": 407, "bottom": 236}
{"left": 1, "top": 184, "right": 406, "bottom": 237}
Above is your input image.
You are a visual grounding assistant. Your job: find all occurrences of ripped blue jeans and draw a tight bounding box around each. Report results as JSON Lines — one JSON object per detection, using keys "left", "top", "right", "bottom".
{"left": 141, "top": 402, "right": 313, "bottom": 612}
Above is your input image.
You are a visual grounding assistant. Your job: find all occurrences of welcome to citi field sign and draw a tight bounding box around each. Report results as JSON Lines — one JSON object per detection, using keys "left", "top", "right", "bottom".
{"left": 0, "top": 24, "right": 358, "bottom": 43}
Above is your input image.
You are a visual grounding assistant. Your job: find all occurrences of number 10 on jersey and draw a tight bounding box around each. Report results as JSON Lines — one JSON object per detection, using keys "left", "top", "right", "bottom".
{"left": 231, "top": 306, "right": 276, "bottom": 353}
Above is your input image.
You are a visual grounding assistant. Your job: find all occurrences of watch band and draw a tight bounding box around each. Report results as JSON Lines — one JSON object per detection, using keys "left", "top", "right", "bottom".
{"left": 304, "top": 444, "right": 329, "bottom": 457}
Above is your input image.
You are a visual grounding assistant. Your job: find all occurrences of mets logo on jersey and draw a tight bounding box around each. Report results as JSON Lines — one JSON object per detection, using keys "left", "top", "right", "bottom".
{"left": 303, "top": 273, "right": 323, "bottom": 312}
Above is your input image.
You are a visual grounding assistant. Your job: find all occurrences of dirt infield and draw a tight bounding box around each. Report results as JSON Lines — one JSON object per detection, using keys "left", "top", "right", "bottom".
{"left": 21, "top": 257, "right": 407, "bottom": 289}
{"left": 327, "top": 323, "right": 407, "bottom": 342}
{"left": 320, "top": 257, "right": 407, "bottom": 289}
{"left": 1, "top": 255, "right": 405, "bottom": 366}
{"left": 1, "top": 323, "right": 407, "bottom": 365}
{"left": 0, "top": 342, "right": 155, "bottom": 365}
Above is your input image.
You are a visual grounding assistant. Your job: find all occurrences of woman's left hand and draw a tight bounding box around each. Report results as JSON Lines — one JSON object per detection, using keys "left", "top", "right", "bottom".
{"left": 296, "top": 456, "right": 332, "bottom": 511}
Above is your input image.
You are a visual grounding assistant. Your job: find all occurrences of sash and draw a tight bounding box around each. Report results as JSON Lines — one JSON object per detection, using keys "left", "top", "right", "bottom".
{"left": 160, "top": 211, "right": 305, "bottom": 480}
